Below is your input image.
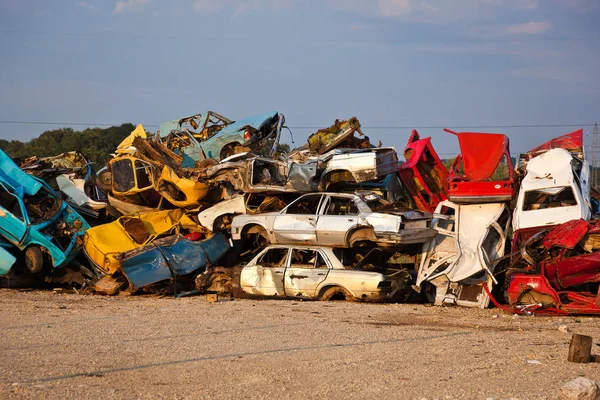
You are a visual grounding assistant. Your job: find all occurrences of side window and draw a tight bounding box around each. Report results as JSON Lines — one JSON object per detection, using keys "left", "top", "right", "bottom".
{"left": 112, "top": 159, "right": 135, "bottom": 193}
{"left": 325, "top": 197, "right": 358, "bottom": 216}
{"left": 285, "top": 195, "right": 322, "bottom": 215}
{"left": 257, "top": 248, "right": 289, "bottom": 268}
{"left": 290, "top": 249, "right": 328, "bottom": 269}
{"left": 134, "top": 160, "right": 153, "bottom": 190}
{"left": 0, "top": 185, "right": 24, "bottom": 221}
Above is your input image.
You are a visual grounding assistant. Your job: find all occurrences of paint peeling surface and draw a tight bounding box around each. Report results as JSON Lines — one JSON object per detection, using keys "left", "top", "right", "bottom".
{"left": 417, "top": 200, "right": 511, "bottom": 308}
{"left": 240, "top": 245, "right": 412, "bottom": 301}
{"left": 157, "top": 111, "right": 282, "bottom": 163}
{"left": 231, "top": 192, "right": 434, "bottom": 247}
{"left": 119, "top": 234, "right": 230, "bottom": 290}
{"left": 445, "top": 129, "right": 515, "bottom": 203}
{"left": 398, "top": 130, "right": 448, "bottom": 212}
{"left": 0, "top": 149, "right": 90, "bottom": 274}
{"left": 512, "top": 148, "right": 591, "bottom": 231}
{"left": 206, "top": 147, "right": 398, "bottom": 194}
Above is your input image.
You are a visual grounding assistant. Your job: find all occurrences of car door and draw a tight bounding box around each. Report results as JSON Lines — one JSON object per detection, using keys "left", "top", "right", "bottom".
{"left": 240, "top": 247, "right": 289, "bottom": 296}
{"left": 273, "top": 194, "right": 323, "bottom": 244}
{"left": 316, "top": 195, "right": 360, "bottom": 246}
{"left": 284, "top": 248, "right": 330, "bottom": 298}
{"left": 0, "top": 183, "right": 28, "bottom": 246}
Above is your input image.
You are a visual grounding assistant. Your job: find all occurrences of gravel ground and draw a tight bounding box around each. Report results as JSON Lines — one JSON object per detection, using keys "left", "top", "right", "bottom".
{"left": 0, "top": 289, "right": 598, "bottom": 399}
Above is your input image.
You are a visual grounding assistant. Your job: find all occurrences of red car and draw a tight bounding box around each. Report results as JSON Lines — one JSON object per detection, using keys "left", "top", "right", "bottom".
{"left": 398, "top": 130, "right": 448, "bottom": 213}
{"left": 445, "top": 128, "right": 515, "bottom": 203}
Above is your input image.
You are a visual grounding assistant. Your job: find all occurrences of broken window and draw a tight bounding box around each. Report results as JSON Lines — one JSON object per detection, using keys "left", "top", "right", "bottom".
{"left": 285, "top": 195, "right": 322, "bottom": 215}
{"left": 523, "top": 187, "right": 578, "bottom": 211}
{"left": 194, "top": 113, "right": 231, "bottom": 141}
{"left": 290, "top": 249, "right": 327, "bottom": 269}
{"left": 324, "top": 196, "right": 358, "bottom": 216}
{"left": 257, "top": 248, "right": 289, "bottom": 268}
{"left": 112, "top": 159, "right": 135, "bottom": 193}
{"left": 134, "top": 160, "right": 153, "bottom": 190}
{"left": 0, "top": 184, "right": 24, "bottom": 221}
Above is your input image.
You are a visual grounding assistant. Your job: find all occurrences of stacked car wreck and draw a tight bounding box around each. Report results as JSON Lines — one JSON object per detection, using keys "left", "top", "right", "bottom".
{"left": 1, "top": 110, "right": 598, "bottom": 316}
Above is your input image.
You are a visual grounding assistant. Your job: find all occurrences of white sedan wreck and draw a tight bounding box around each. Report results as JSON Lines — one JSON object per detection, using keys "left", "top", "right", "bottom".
{"left": 231, "top": 192, "right": 435, "bottom": 247}
{"left": 240, "top": 245, "right": 413, "bottom": 301}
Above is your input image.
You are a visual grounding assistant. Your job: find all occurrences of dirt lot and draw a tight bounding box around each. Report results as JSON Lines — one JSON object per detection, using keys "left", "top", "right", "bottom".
{"left": 0, "top": 289, "right": 598, "bottom": 399}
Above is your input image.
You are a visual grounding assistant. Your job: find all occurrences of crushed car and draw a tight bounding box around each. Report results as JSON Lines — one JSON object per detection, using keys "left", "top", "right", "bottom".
{"left": 416, "top": 200, "right": 511, "bottom": 308}
{"left": 157, "top": 111, "right": 285, "bottom": 166}
{"left": 19, "top": 151, "right": 108, "bottom": 219}
{"left": 398, "top": 130, "right": 448, "bottom": 212}
{"left": 445, "top": 128, "right": 515, "bottom": 204}
{"left": 204, "top": 146, "right": 398, "bottom": 194}
{"left": 503, "top": 219, "right": 600, "bottom": 315}
{"left": 238, "top": 244, "right": 414, "bottom": 302}
{"left": 0, "top": 149, "right": 90, "bottom": 276}
{"left": 231, "top": 192, "right": 435, "bottom": 248}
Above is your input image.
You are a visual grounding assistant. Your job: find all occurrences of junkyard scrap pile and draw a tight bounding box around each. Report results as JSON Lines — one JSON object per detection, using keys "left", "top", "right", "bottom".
{"left": 1, "top": 110, "right": 598, "bottom": 316}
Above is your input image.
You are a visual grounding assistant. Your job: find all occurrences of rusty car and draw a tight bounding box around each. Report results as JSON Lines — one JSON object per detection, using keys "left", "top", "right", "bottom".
{"left": 239, "top": 244, "right": 414, "bottom": 302}
{"left": 231, "top": 192, "right": 435, "bottom": 248}
{"left": 157, "top": 111, "right": 285, "bottom": 166}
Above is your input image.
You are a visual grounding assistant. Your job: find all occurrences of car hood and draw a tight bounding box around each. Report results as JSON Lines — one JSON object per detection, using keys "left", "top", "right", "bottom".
{"left": 0, "top": 149, "right": 42, "bottom": 196}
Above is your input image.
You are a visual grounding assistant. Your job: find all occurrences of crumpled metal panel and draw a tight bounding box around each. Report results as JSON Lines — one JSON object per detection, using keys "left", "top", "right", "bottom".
{"left": 398, "top": 130, "right": 448, "bottom": 213}
{"left": 120, "top": 234, "right": 230, "bottom": 289}
{"left": 0, "top": 149, "right": 42, "bottom": 197}
{"left": 527, "top": 129, "right": 583, "bottom": 156}
{"left": 445, "top": 129, "right": 510, "bottom": 181}
{"left": 542, "top": 219, "right": 589, "bottom": 250}
{"left": 0, "top": 246, "right": 16, "bottom": 275}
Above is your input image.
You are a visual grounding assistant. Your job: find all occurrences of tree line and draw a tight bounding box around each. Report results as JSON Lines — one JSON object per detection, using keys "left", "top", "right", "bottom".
{"left": 0, "top": 124, "right": 135, "bottom": 170}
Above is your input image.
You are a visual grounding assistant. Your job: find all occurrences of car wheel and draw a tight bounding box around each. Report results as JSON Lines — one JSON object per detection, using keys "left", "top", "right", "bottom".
{"left": 96, "top": 169, "right": 113, "bottom": 192}
{"left": 319, "top": 286, "right": 352, "bottom": 301}
{"left": 24, "top": 246, "right": 44, "bottom": 274}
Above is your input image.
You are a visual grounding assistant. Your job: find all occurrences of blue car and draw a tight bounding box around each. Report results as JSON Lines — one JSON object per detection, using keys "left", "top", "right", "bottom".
{"left": 0, "top": 150, "right": 90, "bottom": 275}
{"left": 157, "top": 111, "right": 284, "bottom": 167}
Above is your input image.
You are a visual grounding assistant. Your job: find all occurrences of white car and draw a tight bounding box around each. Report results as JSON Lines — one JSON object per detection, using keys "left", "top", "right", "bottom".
{"left": 231, "top": 192, "right": 435, "bottom": 247}
{"left": 240, "top": 244, "right": 411, "bottom": 301}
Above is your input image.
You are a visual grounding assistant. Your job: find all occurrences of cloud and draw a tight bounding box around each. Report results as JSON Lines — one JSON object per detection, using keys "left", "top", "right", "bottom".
{"left": 113, "top": 0, "right": 148, "bottom": 14}
{"left": 505, "top": 21, "right": 552, "bottom": 35}
{"left": 192, "top": 0, "right": 295, "bottom": 15}
{"left": 76, "top": 1, "right": 99, "bottom": 11}
{"left": 555, "top": 0, "right": 600, "bottom": 11}
{"left": 378, "top": 0, "right": 412, "bottom": 16}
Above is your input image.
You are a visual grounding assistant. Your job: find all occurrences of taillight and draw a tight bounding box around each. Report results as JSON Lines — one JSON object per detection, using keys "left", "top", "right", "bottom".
{"left": 243, "top": 130, "right": 251, "bottom": 141}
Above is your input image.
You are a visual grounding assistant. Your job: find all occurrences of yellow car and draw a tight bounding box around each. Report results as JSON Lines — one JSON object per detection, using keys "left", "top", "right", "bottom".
{"left": 83, "top": 208, "right": 202, "bottom": 275}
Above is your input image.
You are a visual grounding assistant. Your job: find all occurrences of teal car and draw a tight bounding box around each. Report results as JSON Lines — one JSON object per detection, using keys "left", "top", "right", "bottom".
{"left": 157, "top": 111, "right": 284, "bottom": 167}
{"left": 0, "top": 150, "right": 90, "bottom": 275}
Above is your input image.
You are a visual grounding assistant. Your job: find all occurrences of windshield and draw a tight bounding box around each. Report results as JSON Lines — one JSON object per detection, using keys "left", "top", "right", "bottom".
{"left": 523, "top": 187, "right": 578, "bottom": 211}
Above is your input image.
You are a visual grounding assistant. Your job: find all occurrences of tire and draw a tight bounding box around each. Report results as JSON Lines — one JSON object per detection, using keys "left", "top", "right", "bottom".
{"left": 96, "top": 169, "right": 113, "bottom": 192}
{"left": 24, "top": 246, "right": 44, "bottom": 274}
{"left": 319, "top": 286, "right": 352, "bottom": 301}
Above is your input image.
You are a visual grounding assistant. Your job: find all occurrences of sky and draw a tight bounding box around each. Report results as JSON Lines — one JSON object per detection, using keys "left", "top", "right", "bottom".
{"left": 0, "top": 0, "right": 599, "bottom": 158}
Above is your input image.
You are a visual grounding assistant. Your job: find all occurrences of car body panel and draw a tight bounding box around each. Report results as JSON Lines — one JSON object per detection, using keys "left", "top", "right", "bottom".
{"left": 240, "top": 245, "right": 399, "bottom": 301}
{"left": 0, "top": 150, "right": 90, "bottom": 273}
{"left": 445, "top": 129, "right": 515, "bottom": 203}
{"left": 232, "top": 192, "right": 433, "bottom": 247}
{"left": 398, "top": 130, "right": 448, "bottom": 213}
{"left": 119, "top": 233, "right": 230, "bottom": 289}
{"left": 0, "top": 245, "right": 16, "bottom": 275}
{"left": 513, "top": 148, "right": 591, "bottom": 231}
{"left": 158, "top": 111, "right": 281, "bottom": 164}
{"left": 418, "top": 200, "right": 511, "bottom": 308}
{"left": 83, "top": 208, "right": 199, "bottom": 275}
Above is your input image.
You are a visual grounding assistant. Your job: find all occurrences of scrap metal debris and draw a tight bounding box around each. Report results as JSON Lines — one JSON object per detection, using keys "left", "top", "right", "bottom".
{"left": 0, "top": 111, "right": 597, "bottom": 315}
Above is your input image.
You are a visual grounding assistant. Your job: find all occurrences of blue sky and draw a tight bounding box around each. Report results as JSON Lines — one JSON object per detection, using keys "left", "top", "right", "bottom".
{"left": 0, "top": 0, "right": 598, "bottom": 157}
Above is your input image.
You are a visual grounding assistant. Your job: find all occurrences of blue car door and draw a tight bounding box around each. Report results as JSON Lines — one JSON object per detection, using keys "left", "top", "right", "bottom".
{"left": 0, "top": 183, "right": 27, "bottom": 246}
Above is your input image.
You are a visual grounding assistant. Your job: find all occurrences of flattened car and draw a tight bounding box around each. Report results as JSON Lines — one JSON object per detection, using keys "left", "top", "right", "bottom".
{"left": 0, "top": 149, "right": 90, "bottom": 275}
{"left": 240, "top": 245, "right": 414, "bottom": 302}
{"left": 231, "top": 192, "right": 435, "bottom": 247}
